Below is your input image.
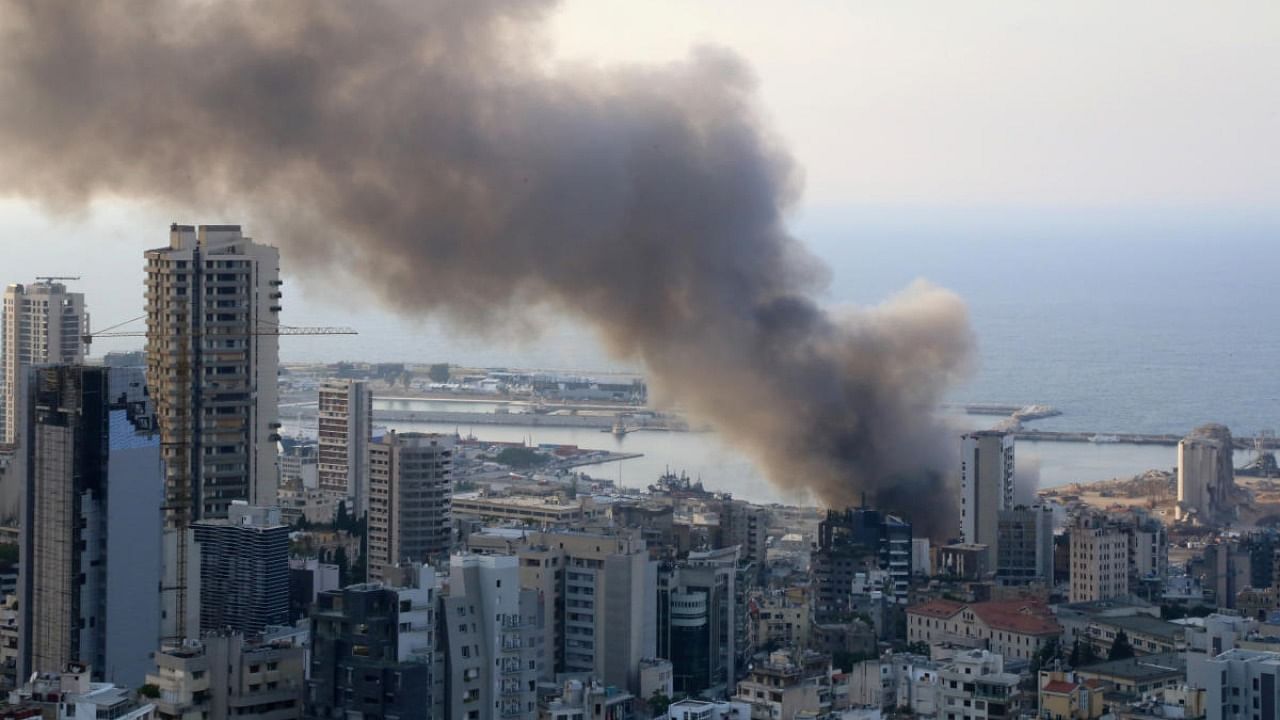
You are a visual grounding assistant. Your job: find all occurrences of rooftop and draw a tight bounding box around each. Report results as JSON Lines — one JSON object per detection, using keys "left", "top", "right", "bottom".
{"left": 908, "top": 599, "right": 965, "bottom": 619}
{"left": 1094, "top": 615, "right": 1185, "bottom": 642}
{"left": 1210, "top": 648, "right": 1280, "bottom": 664}
{"left": 1076, "top": 653, "right": 1185, "bottom": 681}
{"left": 972, "top": 600, "right": 1062, "bottom": 636}
{"left": 908, "top": 598, "right": 1061, "bottom": 635}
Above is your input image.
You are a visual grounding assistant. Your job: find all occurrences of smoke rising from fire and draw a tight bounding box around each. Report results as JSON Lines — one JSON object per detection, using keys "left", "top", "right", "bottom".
{"left": 0, "top": 0, "right": 972, "bottom": 536}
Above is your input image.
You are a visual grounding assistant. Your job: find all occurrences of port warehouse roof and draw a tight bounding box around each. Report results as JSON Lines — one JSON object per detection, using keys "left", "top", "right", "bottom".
{"left": 908, "top": 598, "right": 1063, "bottom": 636}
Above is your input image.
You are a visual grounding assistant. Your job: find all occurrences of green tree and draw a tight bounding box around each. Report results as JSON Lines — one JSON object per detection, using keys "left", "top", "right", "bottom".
{"left": 336, "top": 501, "right": 349, "bottom": 532}
{"left": 648, "top": 690, "right": 672, "bottom": 717}
{"left": 335, "top": 546, "right": 350, "bottom": 586}
{"left": 905, "top": 641, "right": 930, "bottom": 656}
{"left": 428, "top": 363, "right": 450, "bottom": 383}
{"left": 1032, "top": 637, "right": 1060, "bottom": 673}
{"left": 1081, "top": 639, "right": 1100, "bottom": 665}
{"left": 1108, "top": 629, "right": 1135, "bottom": 660}
{"left": 138, "top": 684, "right": 160, "bottom": 699}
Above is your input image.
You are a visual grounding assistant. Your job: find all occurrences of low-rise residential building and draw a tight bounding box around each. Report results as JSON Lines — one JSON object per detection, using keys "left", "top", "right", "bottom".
{"left": 937, "top": 649, "right": 1020, "bottom": 720}
{"left": 1038, "top": 671, "right": 1106, "bottom": 720}
{"left": 1184, "top": 614, "right": 1257, "bottom": 656}
{"left": 12, "top": 664, "right": 155, "bottom": 720}
{"left": 1073, "top": 653, "right": 1186, "bottom": 699}
{"left": 906, "top": 599, "right": 1062, "bottom": 661}
{"left": 663, "top": 698, "right": 753, "bottom": 720}
{"left": 1187, "top": 648, "right": 1280, "bottom": 720}
{"left": 733, "top": 649, "right": 832, "bottom": 720}
{"left": 938, "top": 543, "right": 991, "bottom": 581}
{"left": 751, "top": 590, "right": 810, "bottom": 649}
{"left": 541, "top": 679, "right": 634, "bottom": 720}
{"left": 638, "top": 658, "right": 674, "bottom": 704}
{"left": 147, "top": 633, "right": 305, "bottom": 720}
{"left": 847, "top": 653, "right": 939, "bottom": 716}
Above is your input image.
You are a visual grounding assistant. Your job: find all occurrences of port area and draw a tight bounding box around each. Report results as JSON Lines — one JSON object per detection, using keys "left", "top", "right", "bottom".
{"left": 946, "top": 402, "right": 1061, "bottom": 421}
{"left": 1014, "top": 430, "right": 1277, "bottom": 451}
{"left": 370, "top": 408, "right": 692, "bottom": 431}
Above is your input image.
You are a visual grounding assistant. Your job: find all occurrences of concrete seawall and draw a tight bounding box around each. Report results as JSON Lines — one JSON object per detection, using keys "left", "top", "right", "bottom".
{"left": 372, "top": 409, "right": 684, "bottom": 431}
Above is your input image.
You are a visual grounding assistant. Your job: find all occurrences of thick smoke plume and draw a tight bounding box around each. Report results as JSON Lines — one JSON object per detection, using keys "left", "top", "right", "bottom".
{"left": 0, "top": 1, "right": 972, "bottom": 536}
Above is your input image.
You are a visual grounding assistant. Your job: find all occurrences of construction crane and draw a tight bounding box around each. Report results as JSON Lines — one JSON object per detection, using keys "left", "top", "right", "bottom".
{"left": 82, "top": 316, "right": 357, "bottom": 345}
{"left": 35, "top": 275, "right": 81, "bottom": 283}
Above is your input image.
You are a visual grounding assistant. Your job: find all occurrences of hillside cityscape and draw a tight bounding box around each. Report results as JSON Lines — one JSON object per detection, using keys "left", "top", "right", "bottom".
{"left": 0, "top": 2, "right": 1277, "bottom": 720}
{"left": 0, "top": 228, "right": 1275, "bottom": 720}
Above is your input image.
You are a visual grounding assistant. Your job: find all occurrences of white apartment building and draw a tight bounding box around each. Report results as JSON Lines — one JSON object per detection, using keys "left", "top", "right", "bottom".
{"left": 1, "top": 280, "right": 87, "bottom": 444}
{"left": 732, "top": 649, "right": 832, "bottom": 720}
{"left": 367, "top": 432, "right": 454, "bottom": 581}
{"left": 664, "top": 698, "right": 753, "bottom": 720}
{"left": 938, "top": 649, "right": 1020, "bottom": 720}
{"left": 847, "top": 653, "right": 940, "bottom": 716}
{"left": 465, "top": 527, "right": 657, "bottom": 695}
{"left": 960, "top": 431, "right": 1015, "bottom": 559}
{"left": 441, "top": 555, "right": 541, "bottom": 720}
{"left": 145, "top": 225, "right": 281, "bottom": 643}
{"left": 1069, "top": 513, "right": 1130, "bottom": 603}
{"left": 1187, "top": 648, "right": 1280, "bottom": 720}
{"left": 146, "top": 633, "right": 305, "bottom": 720}
{"left": 316, "top": 379, "right": 372, "bottom": 513}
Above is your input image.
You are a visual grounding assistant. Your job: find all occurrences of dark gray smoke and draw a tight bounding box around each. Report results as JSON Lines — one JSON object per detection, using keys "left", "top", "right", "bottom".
{"left": 0, "top": 0, "right": 972, "bottom": 536}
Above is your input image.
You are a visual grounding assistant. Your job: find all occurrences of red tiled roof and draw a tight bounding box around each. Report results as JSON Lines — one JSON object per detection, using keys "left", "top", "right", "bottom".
{"left": 971, "top": 601, "right": 1062, "bottom": 636}
{"left": 907, "top": 599, "right": 1061, "bottom": 635}
{"left": 907, "top": 599, "right": 965, "bottom": 619}
{"left": 1041, "top": 680, "right": 1079, "bottom": 694}
{"left": 1082, "top": 679, "right": 1106, "bottom": 689}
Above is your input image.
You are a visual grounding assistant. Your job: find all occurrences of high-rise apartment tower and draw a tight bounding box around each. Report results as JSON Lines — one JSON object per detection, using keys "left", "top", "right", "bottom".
{"left": 18, "top": 365, "right": 162, "bottom": 684}
{"left": 192, "top": 502, "right": 290, "bottom": 637}
{"left": 1, "top": 280, "right": 88, "bottom": 445}
{"left": 317, "top": 379, "right": 372, "bottom": 514}
{"left": 145, "top": 224, "right": 281, "bottom": 642}
{"left": 367, "top": 432, "right": 455, "bottom": 581}
{"left": 960, "top": 431, "right": 1015, "bottom": 559}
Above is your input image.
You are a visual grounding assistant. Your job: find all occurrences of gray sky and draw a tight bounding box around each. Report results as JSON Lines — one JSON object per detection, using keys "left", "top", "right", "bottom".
{"left": 553, "top": 0, "right": 1280, "bottom": 210}
{"left": 2, "top": 0, "right": 1277, "bottom": 359}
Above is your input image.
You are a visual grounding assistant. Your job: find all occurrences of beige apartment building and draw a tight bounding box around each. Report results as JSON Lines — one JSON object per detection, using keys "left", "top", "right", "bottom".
{"left": 1, "top": 279, "right": 87, "bottom": 445}
{"left": 366, "top": 431, "right": 454, "bottom": 581}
